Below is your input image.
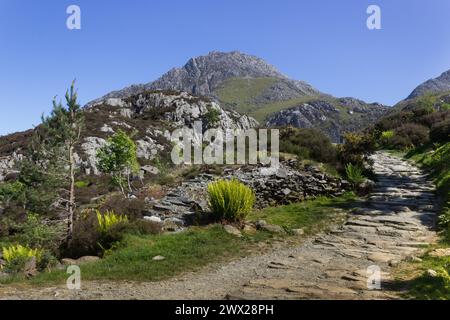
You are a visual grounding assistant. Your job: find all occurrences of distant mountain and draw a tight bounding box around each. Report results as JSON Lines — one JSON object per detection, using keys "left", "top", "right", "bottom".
{"left": 88, "top": 51, "right": 323, "bottom": 122}
{"left": 407, "top": 69, "right": 450, "bottom": 99}
{"left": 88, "top": 51, "right": 388, "bottom": 141}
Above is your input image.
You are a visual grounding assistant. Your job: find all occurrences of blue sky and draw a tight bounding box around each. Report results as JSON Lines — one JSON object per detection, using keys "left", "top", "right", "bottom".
{"left": 1, "top": 0, "right": 450, "bottom": 135}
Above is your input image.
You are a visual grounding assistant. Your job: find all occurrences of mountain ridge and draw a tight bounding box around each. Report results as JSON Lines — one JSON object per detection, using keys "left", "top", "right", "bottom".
{"left": 88, "top": 51, "right": 323, "bottom": 107}
{"left": 407, "top": 69, "right": 450, "bottom": 100}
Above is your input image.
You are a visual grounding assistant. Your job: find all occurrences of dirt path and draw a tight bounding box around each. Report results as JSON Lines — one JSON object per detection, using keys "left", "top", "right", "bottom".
{"left": 0, "top": 152, "right": 438, "bottom": 300}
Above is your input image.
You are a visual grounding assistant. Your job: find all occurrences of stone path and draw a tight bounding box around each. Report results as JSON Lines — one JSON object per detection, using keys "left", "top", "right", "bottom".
{"left": 0, "top": 152, "right": 438, "bottom": 300}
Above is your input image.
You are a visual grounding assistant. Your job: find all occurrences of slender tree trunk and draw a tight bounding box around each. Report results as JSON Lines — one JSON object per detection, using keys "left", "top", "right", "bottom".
{"left": 118, "top": 173, "right": 126, "bottom": 197}
{"left": 127, "top": 170, "right": 132, "bottom": 193}
{"left": 67, "top": 144, "right": 75, "bottom": 245}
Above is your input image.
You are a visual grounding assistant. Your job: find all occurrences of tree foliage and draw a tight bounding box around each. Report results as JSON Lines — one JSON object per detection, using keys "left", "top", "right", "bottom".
{"left": 97, "top": 129, "right": 140, "bottom": 195}
{"left": 16, "top": 81, "right": 84, "bottom": 241}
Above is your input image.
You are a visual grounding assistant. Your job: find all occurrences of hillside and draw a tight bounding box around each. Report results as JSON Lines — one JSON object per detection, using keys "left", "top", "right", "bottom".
{"left": 407, "top": 69, "right": 450, "bottom": 100}
{"left": 266, "top": 97, "right": 389, "bottom": 143}
{"left": 88, "top": 51, "right": 388, "bottom": 139}
{"left": 0, "top": 90, "right": 257, "bottom": 182}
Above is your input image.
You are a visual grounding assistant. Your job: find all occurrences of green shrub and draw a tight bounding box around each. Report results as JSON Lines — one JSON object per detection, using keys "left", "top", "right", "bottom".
{"left": 380, "top": 130, "right": 395, "bottom": 146}
{"left": 205, "top": 108, "right": 221, "bottom": 127}
{"left": 96, "top": 210, "right": 129, "bottom": 234}
{"left": 99, "top": 195, "right": 146, "bottom": 220}
{"left": 338, "top": 132, "right": 376, "bottom": 169}
{"left": 345, "top": 163, "right": 365, "bottom": 186}
{"left": 74, "top": 180, "right": 89, "bottom": 188}
{"left": 430, "top": 119, "right": 450, "bottom": 144}
{"left": 207, "top": 179, "right": 255, "bottom": 222}
{"left": 61, "top": 213, "right": 100, "bottom": 258}
{"left": 279, "top": 127, "right": 337, "bottom": 164}
{"left": 391, "top": 123, "right": 429, "bottom": 149}
{"left": 0, "top": 181, "right": 26, "bottom": 207}
{"left": 14, "top": 213, "right": 64, "bottom": 253}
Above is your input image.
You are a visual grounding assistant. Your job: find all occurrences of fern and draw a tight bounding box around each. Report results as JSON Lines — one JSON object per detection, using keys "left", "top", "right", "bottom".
{"left": 1, "top": 244, "right": 43, "bottom": 266}
{"left": 96, "top": 210, "right": 129, "bottom": 234}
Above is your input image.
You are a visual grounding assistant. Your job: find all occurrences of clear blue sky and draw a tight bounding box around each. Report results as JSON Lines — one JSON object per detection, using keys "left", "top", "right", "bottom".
{"left": 1, "top": 0, "right": 450, "bottom": 135}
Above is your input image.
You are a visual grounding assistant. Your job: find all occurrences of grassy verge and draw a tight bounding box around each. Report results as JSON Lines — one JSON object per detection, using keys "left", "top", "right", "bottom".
{"left": 248, "top": 193, "right": 355, "bottom": 233}
{"left": 392, "top": 142, "right": 450, "bottom": 299}
{"left": 1, "top": 193, "right": 356, "bottom": 285}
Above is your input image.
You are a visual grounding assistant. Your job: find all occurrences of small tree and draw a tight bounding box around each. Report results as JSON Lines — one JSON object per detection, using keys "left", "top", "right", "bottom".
{"left": 97, "top": 130, "right": 140, "bottom": 196}
{"left": 19, "top": 81, "right": 84, "bottom": 244}
{"left": 21, "top": 81, "right": 84, "bottom": 243}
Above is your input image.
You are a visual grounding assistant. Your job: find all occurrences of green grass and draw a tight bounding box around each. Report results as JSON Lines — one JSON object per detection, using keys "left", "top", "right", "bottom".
{"left": 11, "top": 225, "right": 268, "bottom": 285}
{"left": 392, "top": 143, "right": 450, "bottom": 299}
{"left": 398, "top": 254, "right": 450, "bottom": 300}
{"left": 1, "top": 193, "right": 357, "bottom": 285}
{"left": 215, "top": 77, "right": 321, "bottom": 122}
{"left": 248, "top": 192, "right": 356, "bottom": 233}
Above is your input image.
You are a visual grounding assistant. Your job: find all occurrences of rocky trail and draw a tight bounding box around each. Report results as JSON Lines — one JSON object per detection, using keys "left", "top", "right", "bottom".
{"left": 0, "top": 152, "right": 438, "bottom": 300}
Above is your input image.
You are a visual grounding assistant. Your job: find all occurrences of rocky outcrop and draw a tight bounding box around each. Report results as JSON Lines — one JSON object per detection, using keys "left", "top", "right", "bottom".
{"left": 0, "top": 153, "right": 22, "bottom": 182}
{"left": 141, "top": 160, "right": 351, "bottom": 228}
{"left": 266, "top": 99, "right": 389, "bottom": 143}
{"left": 0, "top": 90, "right": 258, "bottom": 181}
{"left": 407, "top": 69, "right": 450, "bottom": 99}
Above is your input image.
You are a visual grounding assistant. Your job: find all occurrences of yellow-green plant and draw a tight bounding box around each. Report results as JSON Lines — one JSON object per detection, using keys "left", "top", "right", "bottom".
{"left": 96, "top": 210, "right": 129, "bottom": 233}
{"left": 207, "top": 178, "right": 255, "bottom": 222}
{"left": 381, "top": 130, "right": 395, "bottom": 146}
{"left": 1, "top": 244, "right": 43, "bottom": 266}
{"left": 345, "top": 163, "right": 365, "bottom": 186}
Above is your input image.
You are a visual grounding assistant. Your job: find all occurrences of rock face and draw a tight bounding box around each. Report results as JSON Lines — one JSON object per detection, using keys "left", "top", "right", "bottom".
{"left": 407, "top": 69, "right": 450, "bottom": 99}
{"left": 141, "top": 160, "right": 351, "bottom": 227}
{"left": 266, "top": 98, "right": 389, "bottom": 143}
{"left": 0, "top": 90, "right": 258, "bottom": 181}
{"left": 89, "top": 51, "right": 321, "bottom": 104}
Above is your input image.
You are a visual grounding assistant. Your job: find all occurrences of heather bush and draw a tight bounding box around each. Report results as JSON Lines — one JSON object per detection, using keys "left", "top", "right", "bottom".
{"left": 279, "top": 127, "right": 337, "bottom": 164}
{"left": 391, "top": 123, "right": 429, "bottom": 149}
{"left": 338, "top": 132, "right": 376, "bottom": 168}
{"left": 430, "top": 119, "right": 450, "bottom": 144}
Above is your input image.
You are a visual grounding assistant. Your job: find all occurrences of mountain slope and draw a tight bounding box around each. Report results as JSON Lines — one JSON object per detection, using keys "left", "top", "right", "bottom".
{"left": 89, "top": 51, "right": 387, "bottom": 137}
{"left": 407, "top": 69, "right": 450, "bottom": 99}
{"left": 88, "top": 51, "right": 323, "bottom": 121}
{"left": 266, "top": 97, "right": 389, "bottom": 143}
{"left": 0, "top": 90, "right": 257, "bottom": 182}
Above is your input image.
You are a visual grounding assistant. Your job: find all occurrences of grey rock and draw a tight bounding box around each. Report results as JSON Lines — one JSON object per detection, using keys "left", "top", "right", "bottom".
{"left": 140, "top": 165, "right": 160, "bottom": 176}
{"left": 23, "top": 256, "right": 37, "bottom": 278}
{"left": 426, "top": 269, "right": 438, "bottom": 277}
{"left": 292, "top": 228, "right": 305, "bottom": 236}
{"left": 61, "top": 256, "right": 100, "bottom": 266}
{"left": 261, "top": 224, "right": 285, "bottom": 234}
{"left": 152, "top": 255, "right": 165, "bottom": 261}
{"left": 223, "top": 225, "right": 243, "bottom": 237}
{"left": 144, "top": 216, "right": 162, "bottom": 223}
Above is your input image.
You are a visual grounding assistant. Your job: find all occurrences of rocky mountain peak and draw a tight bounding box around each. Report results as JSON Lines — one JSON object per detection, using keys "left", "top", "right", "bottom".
{"left": 407, "top": 68, "right": 450, "bottom": 99}
{"left": 88, "top": 51, "right": 321, "bottom": 106}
